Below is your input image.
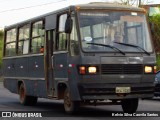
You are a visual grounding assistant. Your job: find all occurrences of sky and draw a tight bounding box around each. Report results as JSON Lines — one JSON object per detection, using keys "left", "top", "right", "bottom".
{"left": 0, "top": 0, "right": 159, "bottom": 29}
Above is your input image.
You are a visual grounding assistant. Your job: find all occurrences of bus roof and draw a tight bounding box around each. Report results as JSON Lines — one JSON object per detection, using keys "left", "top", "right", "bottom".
{"left": 75, "top": 2, "right": 144, "bottom": 11}
{"left": 4, "top": 2, "right": 145, "bottom": 29}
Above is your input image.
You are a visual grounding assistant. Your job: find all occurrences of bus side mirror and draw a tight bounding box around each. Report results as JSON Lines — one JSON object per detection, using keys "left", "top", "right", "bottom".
{"left": 65, "top": 15, "right": 73, "bottom": 34}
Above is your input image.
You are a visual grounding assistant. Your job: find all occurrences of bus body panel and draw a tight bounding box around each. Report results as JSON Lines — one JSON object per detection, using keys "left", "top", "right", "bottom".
{"left": 28, "top": 55, "right": 44, "bottom": 78}
{"left": 45, "top": 14, "right": 57, "bottom": 30}
{"left": 53, "top": 52, "right": 68, "bottom": 79}
{"left": 16, "top": 57, "right": 29, "bottom": 77}
{"left": 4, "top": 79, "right": 47, "bottom": 98}
{"left": 67, "top": 56, "right": 82, "bottom": 101}
{"left": 3, "top": 55, "right": 46, "bottom": 97}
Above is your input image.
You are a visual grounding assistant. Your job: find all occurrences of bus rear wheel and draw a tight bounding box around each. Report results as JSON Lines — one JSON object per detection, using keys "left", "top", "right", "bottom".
{"left": 121, "top": 98, "right": 138, "bottom": 113}
{"left": 64, "top": 88, "right": 80, "bottom": 114}
{"left": 19, "top": 83, "right": 38, "bottom": 106}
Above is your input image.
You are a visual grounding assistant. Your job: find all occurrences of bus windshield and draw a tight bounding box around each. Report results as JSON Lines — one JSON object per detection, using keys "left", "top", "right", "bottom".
{"left": 78, "top": 10, "right": 153, "bottom": 53}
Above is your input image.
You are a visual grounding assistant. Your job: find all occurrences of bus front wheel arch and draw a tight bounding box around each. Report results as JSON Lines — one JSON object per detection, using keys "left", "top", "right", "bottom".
{"left": 19, "top": 83, "right": 38, "bottom": 106}
{"left": 57, "top": 83, "right": 67, "bottom": 99}
{"left": 63, "top": 88, "right": 80, "bottom": 114}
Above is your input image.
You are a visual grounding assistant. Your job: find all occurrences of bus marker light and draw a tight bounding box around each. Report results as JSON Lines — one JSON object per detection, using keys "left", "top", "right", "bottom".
{"left": 76, "top": 6, "right": 81, "bottom": 10}
{"left": 69, "top": 64, "right": 75, "bottom": 68}
{"left": 154, "top": 66, "right": 157, "bottom": 73}
{"left": 79, "top": 66, "right": 86, "bottom": 74}
{"left": 59, "top": 64, "right": 63, "bottom": 68}
{"left": 20, "top": 66, "right": 23, "bottom": 69}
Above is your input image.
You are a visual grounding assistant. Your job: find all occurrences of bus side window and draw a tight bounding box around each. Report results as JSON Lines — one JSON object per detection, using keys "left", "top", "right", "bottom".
{"left": 5, "top": 28, "right": 16, "bottom": 56}
{"left": 57, "top": 14, "right": 68, "bottom": 51}
{"left": 18, "top": 24, "right": 30, "bottom": 55}
{"left": 31, "top": 21, "right": 45, "bottom": 54}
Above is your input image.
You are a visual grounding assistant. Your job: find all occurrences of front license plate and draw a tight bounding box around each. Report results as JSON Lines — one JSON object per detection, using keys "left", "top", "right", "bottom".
{"left": 116, "top": 87, "right": 131, "bottom": 93}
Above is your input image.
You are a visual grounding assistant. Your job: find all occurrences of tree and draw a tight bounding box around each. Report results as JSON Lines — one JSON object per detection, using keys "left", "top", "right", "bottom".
{"left": 149, "top": 14, "right": 160, "bottom": 52}
{"left": 119, "top": 0, "right": 151, "bottom": 6}
{"left": 119, "top": 0, "right": 135, "bottom": 5}
{"left": 148, "top": 14, "right": 160, "bottom": 70}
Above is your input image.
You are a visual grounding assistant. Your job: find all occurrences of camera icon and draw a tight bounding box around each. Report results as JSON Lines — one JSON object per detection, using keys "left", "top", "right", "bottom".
{"left": 2, "top": 112, "right": 11, "bottom": 117}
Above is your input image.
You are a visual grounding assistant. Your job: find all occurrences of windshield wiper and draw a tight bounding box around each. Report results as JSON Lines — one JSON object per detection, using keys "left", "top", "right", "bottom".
{"left": 87, "top": 43, "right": 125, "bottom": 55}
{"left": 114, "top": 42, "right": 150, "bottom": 56}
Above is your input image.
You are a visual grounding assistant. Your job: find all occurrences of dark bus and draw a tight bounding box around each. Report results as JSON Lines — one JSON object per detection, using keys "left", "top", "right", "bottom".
{"left": 3, "top": 3, "right": 156, "bottom": 114}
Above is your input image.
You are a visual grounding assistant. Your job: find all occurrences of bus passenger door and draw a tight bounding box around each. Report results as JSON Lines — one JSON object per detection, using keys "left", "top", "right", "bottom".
{"left": 45, "top": 30, "right": 55, "bottom": 97}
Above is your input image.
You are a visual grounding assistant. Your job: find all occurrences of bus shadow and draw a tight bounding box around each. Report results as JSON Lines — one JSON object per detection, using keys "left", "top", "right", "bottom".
{"left": 2, "top": 99, "right": 121, "bottom": 117}
{"left": 145, "top": 97, "right": 160, "bottom": 102}
{"left": 73, "top": 107, "right": 119, "bottom": 117}
{"left": 151, "top": 97, "right": 160, "bottom": 101}
{"left": 35, "top": 100, "right": 120, "bottom": 117}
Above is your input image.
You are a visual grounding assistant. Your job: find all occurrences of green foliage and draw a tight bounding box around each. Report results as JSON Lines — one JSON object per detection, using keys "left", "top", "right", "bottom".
{"left": 148, "top": 14, "right": 160, "bottom": 53}
{"left": 149, "top": 14, "right": 160, "bottom": 70}
{"left": 0, "top": 30, "right": 4, "bottom": 68}
{"left": 149, "top": 14, "right": 160, "bottom": 25}
{"left": 156, "top": 54, "right": 160, "bottom": 71}
{"left": 0, "top": 30, "right": 3, "bottom": 40}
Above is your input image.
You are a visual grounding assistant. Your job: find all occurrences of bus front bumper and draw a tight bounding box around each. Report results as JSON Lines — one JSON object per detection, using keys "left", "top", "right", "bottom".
{"left": 78, "top": 83, "right": 154, "bottom": 100}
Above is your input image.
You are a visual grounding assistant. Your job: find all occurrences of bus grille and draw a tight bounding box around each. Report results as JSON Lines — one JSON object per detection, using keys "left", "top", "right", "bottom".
{"left": 101, "top": 64, "right": 143, "bottom": 74}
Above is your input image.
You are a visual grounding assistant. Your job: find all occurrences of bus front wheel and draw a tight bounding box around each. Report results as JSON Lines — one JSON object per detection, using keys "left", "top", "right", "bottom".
{"left": 121, "top": 98, "right": 139, "bottom": 113}
{"left": 64, "top": 88, "right": 80, "bottom": 114}
{"left": 19, "top": 83, "right": 38, "bottom": 106}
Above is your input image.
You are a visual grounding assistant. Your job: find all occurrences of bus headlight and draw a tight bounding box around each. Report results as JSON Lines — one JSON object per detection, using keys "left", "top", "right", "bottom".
{"left": 145, "top": 66, "right": 153, "bottom": 73}
{"left": 88, "top": 67, "right": 97, "bottom": 74}
{"left": 78, "top": 66, "right": 98, "bottom": 75}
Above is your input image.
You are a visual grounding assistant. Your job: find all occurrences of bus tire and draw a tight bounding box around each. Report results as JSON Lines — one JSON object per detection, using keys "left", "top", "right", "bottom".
{"left": 64, "top": 88, "right": 80, "bottom": 114}
{"left": 121, "top": 98, "right": 138, "bottom": 113}
{"left": 19, "top": 83, "right": 38, "bottom": 106}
